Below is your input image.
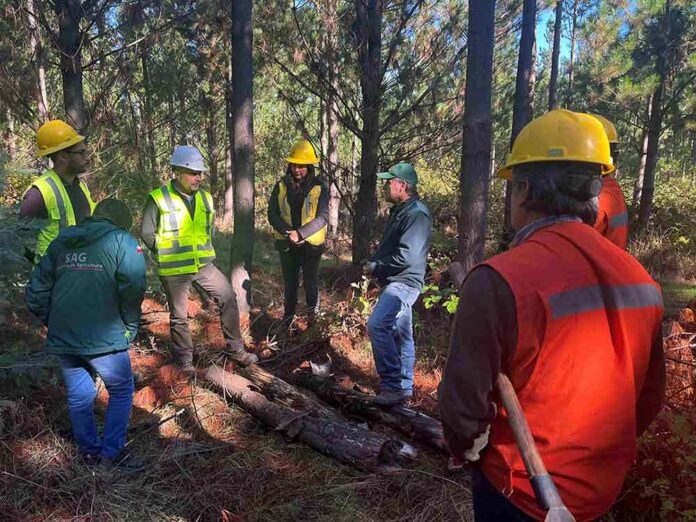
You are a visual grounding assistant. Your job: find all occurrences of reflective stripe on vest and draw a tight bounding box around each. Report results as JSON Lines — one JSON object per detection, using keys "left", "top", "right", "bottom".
{"left": 28, "top": 170, "right": 96, "bottom": 259}
{"left": 480, "top": 221, "right": 663, "bottom": 521}
{"left": 272, "top": 180, "right": 327, "bottom": 246}
{"left": 150, "top": 183, "right": 216, "bottom": 276}
{"left": 595, "top": 175, "right": 629, "bottom": 250}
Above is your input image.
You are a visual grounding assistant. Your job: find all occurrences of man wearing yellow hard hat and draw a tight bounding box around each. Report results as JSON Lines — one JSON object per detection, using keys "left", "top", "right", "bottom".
{"left": 267, "top": 140, "right": 328, "bottom": 334}
{"left": 439, "top": 109, "right": 665, "bottom": 521}
{"left": 589, "top": 114, "right": 629, "bottom": 249}
{"left": 20, "top": 120, "right": 96, "bottom": 260}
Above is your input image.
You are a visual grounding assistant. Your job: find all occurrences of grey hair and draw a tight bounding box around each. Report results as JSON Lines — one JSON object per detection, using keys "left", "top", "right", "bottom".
{"left": 511, "top": 161, "right": 601, "bottom": 225}
{"left": 403, "top": 181, "right": 418, "bottom": 198}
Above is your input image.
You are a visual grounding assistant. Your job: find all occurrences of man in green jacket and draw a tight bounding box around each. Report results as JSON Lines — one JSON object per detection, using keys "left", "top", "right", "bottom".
{"left": 26, "top": 199, "right": 145, "bottom": 469}
{"left": 364, "top": 162, "right": 432, "bottom": 406}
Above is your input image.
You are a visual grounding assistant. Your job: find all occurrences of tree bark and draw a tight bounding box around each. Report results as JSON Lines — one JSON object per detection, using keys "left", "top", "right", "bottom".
{"left": 205, "top": 98, "right": 219, "bottom": 200}
{"left": 237, "top": 364, "right": 346, "bottom": 423}
{"left": 632, "top": 103, "right": 650, "bottom": 210}
{"left": 205, "top": 366, "right": 409, "bottom": 472}
{"left": 324, "top": 0, "right": 341, "bottom": 239}
{"left": 223, "top": 47, "right": 234, "bottom": 227}
{"left": 3, "top": 109, "right": 16, "bottom": 161}
{"left": 637, "top": 83, "right": 664, "bottom": 231}
{"left": 27, "top": 0, "right": 50, "bottom": 122}
{"left": 565, "top": 0, "right": 578, "bottom": 105}
{"left": 230, "top": 0, "right": 256, "bottom": 318}
{"left": 548, "top": 0, "right": 563, "bottom": 110}
{"left": 53, "top": 0, "right": 87, "bottom": 132}
{"left": 295, "top": 371, "right": 445, "bottom": 452}
{"left": 352, "top": 0, "right": 383, "bottom": 264}
{"left": 504, "top": 0, "right": 537, "bottom": 240}
{"left": 141, "top": 53, "right": 157, "bottom": 174}
{"left": 457, "top": 0, "right": 496, "bottom": 271}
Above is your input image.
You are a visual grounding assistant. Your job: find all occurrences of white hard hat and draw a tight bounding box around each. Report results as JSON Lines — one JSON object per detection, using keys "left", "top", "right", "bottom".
{"left": 171, "top": 146, "right": 206, "bottom": 172}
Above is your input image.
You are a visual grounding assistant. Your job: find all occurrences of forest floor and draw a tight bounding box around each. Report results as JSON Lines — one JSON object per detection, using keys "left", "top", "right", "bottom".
{"left": 1, "top": 232, "right": 695, "bottom": 521}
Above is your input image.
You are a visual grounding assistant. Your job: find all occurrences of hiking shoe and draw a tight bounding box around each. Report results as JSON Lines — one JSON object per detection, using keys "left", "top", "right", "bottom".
{"left": 81, "top": 453, "right": 101, "bottom": 467}
{"left": 180, "top": 364, "right": 196, "bottom": 380}
{"left": 373, "top": 389, "right": 412, "bottom": 407}
{"left": 228, "top": 347, "right": 258, "bottom": 366}
{"left": 100, "top": 452, "right": 146, "bottom": 474}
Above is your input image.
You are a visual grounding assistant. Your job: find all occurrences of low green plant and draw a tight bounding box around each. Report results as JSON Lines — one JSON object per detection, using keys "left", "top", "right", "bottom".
{"left": 350, "top": 275, "right": 374, "bottom": 316}
{"left": 421, "top": 283, "right": 459, "bottom": 315}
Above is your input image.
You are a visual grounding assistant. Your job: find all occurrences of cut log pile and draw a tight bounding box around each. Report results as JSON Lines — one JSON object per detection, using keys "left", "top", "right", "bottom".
{"left": 205, "top": 365, "right": 417, "bottom": 472}
{"left": 294, "top": 370, "right": 445, "bottom": 452}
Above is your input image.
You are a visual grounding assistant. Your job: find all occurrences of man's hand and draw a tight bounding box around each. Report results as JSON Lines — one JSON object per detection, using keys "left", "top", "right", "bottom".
{"left": 287, "top": 230, "right": 301, "bottom": 244}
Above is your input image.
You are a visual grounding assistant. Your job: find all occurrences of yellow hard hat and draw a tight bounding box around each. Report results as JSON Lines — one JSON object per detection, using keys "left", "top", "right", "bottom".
{"left": 36, "top": 120, "right": 85, "bottom": 157}
{"left": 286, "top": 140, "right": 319, "bottom": 165}
{"left": 497, "top": 109, "right": 614, "bottom": 180}
{"left": 588, "top": 113, "right": 618, "bottom": 143}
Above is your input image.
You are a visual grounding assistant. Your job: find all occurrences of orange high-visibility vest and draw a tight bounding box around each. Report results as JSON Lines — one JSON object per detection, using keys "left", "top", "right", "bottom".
{"left": 481, "top": 222, "right": 663, "bottom": 521}
{"left": 595, "top": 175, "right": 628, "bottom": 250}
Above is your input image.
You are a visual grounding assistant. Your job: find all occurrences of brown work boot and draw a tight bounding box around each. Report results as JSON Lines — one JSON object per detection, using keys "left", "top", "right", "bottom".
{"left": 373, "top": 389, "right": 412, "bottom": 407}
{"left": 227, "top": 342, "right": 258, "bottom": 365}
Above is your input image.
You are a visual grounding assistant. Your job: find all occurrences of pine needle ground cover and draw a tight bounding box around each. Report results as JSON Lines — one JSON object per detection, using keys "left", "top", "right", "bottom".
{"left": 1, "top": 233, "right": 695, "bottom": 521}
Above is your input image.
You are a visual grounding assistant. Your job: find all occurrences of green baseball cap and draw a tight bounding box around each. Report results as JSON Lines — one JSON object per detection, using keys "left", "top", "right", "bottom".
{"left": 377, "top": 162, "right": 418, "bottom": 186}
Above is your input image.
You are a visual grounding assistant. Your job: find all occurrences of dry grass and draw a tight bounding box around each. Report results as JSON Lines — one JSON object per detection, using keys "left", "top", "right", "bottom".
{"left": 5, "top": 233, "right": 696, "bottom": 521}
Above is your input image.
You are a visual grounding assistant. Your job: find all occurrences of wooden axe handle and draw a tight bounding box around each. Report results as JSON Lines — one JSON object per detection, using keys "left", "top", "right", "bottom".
{"left": 496, "top": 374, "right": 575, "bottom": 520}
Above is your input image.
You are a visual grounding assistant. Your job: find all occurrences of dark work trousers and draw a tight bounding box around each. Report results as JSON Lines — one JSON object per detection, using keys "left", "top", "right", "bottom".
{"left": 278, "top": 243, "right": 323, "bottom": 318}
{"left": 159, "top": 262, "right": 243, "bottom": 367}
{"left": 471, "top": 467, "right": 534, "bottom": 521}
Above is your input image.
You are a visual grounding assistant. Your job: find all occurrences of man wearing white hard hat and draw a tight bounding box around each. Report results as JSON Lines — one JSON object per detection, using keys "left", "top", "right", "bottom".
{"left": 141, "top": 146, "right": 258, "bottom": 375}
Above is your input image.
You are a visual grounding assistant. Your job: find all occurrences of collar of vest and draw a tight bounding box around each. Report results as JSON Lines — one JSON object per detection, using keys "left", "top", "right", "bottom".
{"left": 511, "top": 215, "right": 582, "bottom": 248}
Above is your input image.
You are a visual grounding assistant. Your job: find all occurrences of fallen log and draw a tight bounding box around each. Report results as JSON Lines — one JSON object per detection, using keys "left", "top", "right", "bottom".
{"left": 236, "top": 363, "right": 344, "bottom": 423}
{"left": 294, "top": 370, "right": 445, "bottom": 452}
{"left": 205, "top": 365, "right": 413, "bottom": 472}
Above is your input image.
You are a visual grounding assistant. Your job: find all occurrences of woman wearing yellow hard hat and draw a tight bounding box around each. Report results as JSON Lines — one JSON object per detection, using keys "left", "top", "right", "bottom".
{"left": 267, "top": 140, "right": 329, "bottom": 334}
{"left": 20, "top": 119, "right": 96, "bottom": 261}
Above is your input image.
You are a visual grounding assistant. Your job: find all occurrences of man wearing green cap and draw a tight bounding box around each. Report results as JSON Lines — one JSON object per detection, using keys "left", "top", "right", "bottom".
{"left": 364, "top": 162, "right": 432, "bottom": 406}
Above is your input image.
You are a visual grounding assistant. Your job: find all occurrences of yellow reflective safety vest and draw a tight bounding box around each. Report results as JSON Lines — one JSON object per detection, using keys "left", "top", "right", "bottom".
{"left": 149, "top": 183, "right": 216, "bottom": 276}
{"left": 27, "top": 170, "right": 96, "bottom": 259}
{"left": 272, "top": 180, "right": 327, "bottom": 246}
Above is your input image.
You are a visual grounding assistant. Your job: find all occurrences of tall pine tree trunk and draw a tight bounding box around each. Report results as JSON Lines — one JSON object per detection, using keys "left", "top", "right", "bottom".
{"left": 54, "top": 0, "right": 87, "bottom": 132}
{"left": 637, "top": 83, "right": 664, "bottom": 231}
{"left": 142, "top": 53, "right": 157, "bottom": 174}
{"left": 565, "top": 0, "right": 577, "bottom": 105}
{"left": 504, "top": 0, "right": 536, "bottom": 239}
{"left": 229, "top": 0, "right": 256, "bottom": 319}
{"left": 548, "top": 0, "right": 563, "bottom": 110}
{"left": 458, "top": 0, "right": 496, "bottom": 271}
{"left": 3, "top": 109, "right": 16, "bottom": 160}
{"left": 637, "top": 0, "right": 671, "bottom": 232}
{"left": 632, "top": 96, "right": 651, "bottom": 209}
{"left": 352, "top": 0, "right": 383, "bottom": 264}
{"left": 28, "top": 0, "right": 49, "bottom": 122}
{"left": 223, "top": 46, "right": 234, "bottom": 227}
{"left": 323, "top": 0, "right": 341, "bottom": 239}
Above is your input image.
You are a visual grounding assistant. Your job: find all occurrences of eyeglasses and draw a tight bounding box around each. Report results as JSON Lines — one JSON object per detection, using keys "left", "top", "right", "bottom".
{"left": 65, "top": 149, "right": 87, "bottom": 156}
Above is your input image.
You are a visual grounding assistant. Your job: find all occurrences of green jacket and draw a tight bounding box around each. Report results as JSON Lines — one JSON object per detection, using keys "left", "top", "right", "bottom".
{"left": 370, "top": 197, "right": 432, "bottom": 289}
{"left": 26, "top": 217, "right": 146, "bottom": 356}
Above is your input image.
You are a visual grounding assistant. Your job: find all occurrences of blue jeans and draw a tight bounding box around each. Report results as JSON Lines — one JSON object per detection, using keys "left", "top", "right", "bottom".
{"left": 57, "top": 351, "right": 134, "bottom": 459}
{"left": 367, "top": 282, "right": 421, "bottom": 393}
